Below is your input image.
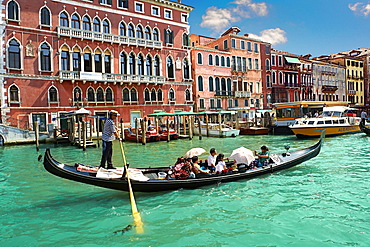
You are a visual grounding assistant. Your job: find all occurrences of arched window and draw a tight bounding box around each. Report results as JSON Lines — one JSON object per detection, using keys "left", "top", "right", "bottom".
{"left": 153, "top": 28, "right": 159, "bottom": 41}
{"left": 104, "top": 51, "right": 111, "bottom": 73}
{"left": 221, "top": 78, "right": 226, "bottom": 92}
{"left": 215, "top": 55, "right": 219, "bottom": 66}
{"left": 129, "top": 53, "right": 135, "bottom": 74}
{"left": 197, "top": 53, "right": 203, "bottom": 65}
{"left": 279, "top": 72, "right": 283, "bottom": 84}
{"left": 120, "top": 53, "right": 127, "bottom": 74}
{"left": 60, "top": 12, "right": 69, "bottom": 27}
{"left": 9, "top": 85, "right": 19, "bottom": 102}
{"left": 130, "top": 88, "right": 138, "bottom": 101}
{"left": 157, "top": 88, "right": 163, "bottom": 101}
{"left": 227, "top": 78, "right": 232, "bottom": 92}
{"left": 93, "top": 17, "right": 100, "bottom": 32}
{"left": 182, "top": 33, "right": 189, "bottom": 46}
{"left": 250, "top": 82, "right": 254, "bottom": 93}
{"left": 167, "top": 57, "right": 174, "bottom": 78}
{"left": 48, "top": 87, "right": 58, "bottom": 102}
{"left": 94, "top": 49, "right": 102, "bottom": 72}
{"left": 151, "top": 89, "right": 156, "bottom": 101}
{"left": 209, "top": 77, "right": 214, "bottom": 92}
{"left": 60, "top": 46, "right": 69, "bottom": 71}
{"left": 145, "top": 27, "right": 151, "bottom": 40}
{"left": 136, "top": 25, "right": 143, "bottom": 39}
{"left": 169, "top": 88, "right": 175, "bottom": 101}
{"left": 208, "top": 54, "right": 213, "bottom": 66}
{"left": 72, "top": 47, "right": 81, "bottom": 71}
{"left": 185, "top": 89, "right": 191, "bottom": 101}
{"left": 137, "top": 54, "right": 144, "bottom": 75}
{"left": 71, "top": 14, "right": 80, "bottom": 29}
{"left": 82, "top": 15, "right": 91, "bottom": 31}
{"left": 87, "top": 87, "right": 95, "bottom": 102}
{"left": 265, "top": 59, "right": 270, "bottom": 70}
{"left": 146, "top": 56, "right": 152, "bottom": 76}
{"left": 183, "top": 58, "right": 190, "bottom": 79}
{"left": 97, "top": 87, "right": 104, "bottom": 102}
{"left": 8, "top": 39, "right": 21, "bottom": 69}
{"left": 119, "top": 22, "right": 126, "bottom": 36}
{"left": 103, "top": 19, "right": 110, "bottom": 33}
{"left": 154, "top": 56, "right": 160, "bottom": 76}
{"left": 40, "top": 43, "right": 51, "bottom": 71}
{"left": 144, "top": 88, "right": 150, "bottom": 101}
{"left": 106, "top": 88, "right": 113, "bottom": 102}
{"left": 198, "top": 76, "right": 204, "bottom": 91}
{"left": 40, "top": 7, "right": 50, "bottom": 26}
{"left": 8, "top": 0, "right": 19, "bottom": 21}
{"left": 226, "top": 57, "right": 230, "bottom": 67}
{"left": 122, "top": 88, "right": 129, "bottom": 101}
{"left": 83, "top": 48, "right": 92, "bottom": 72}
{"left": 272, "top": 71, "right": 276, "bottom": 84}
{"left": 215, "top": 77, "right": 220, "bottom": 91}
{"left": 73, "top": 87, "right": 82, "bottom": 102}
{"left": 128, "top": 24, "right": 134, "bottom": 37}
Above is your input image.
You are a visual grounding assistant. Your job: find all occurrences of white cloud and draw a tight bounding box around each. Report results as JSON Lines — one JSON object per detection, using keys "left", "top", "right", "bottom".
{"left": 248, "top": 28, "right": 288, "bottom": 45}
{"left": 348, "top": 2, "right": 370, "bottom": 16}
{"left": 200, "top": 0, "right": 269, "bottom": 33}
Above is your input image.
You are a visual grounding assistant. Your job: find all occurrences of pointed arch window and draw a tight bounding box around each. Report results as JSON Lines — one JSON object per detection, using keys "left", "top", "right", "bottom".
{"left": 60, "top": 12, "right": 69, "bottom": 27}
{"left": 165, "top": 30, "right": 173, "bottom": 44}
{"left": 8, "top": 1, "right": 19, "bottom": 21}
{"left": 128, "top": 24, "right": 135, "bottom": 37}
{"left": 49, "top": 87, "right": 58, "bottom": 102}
{"left": 153, "top": 28, "right": 159, "bottom": 41}
{"left": 182, "top": 33, "right": 189, "bottom": 46}
{"left": 94, "top": 50, "right": 102, "bottom": 72}
{"left": 71, "top": 14, "right": 80, "bottom": 29}
{"left": 8, "top": 39, "right": 21, "bottom": 69}
{"left": 40, "top": 43, "right": 51, "bottom": 71}
{"left": 138, "top": 54, "right": 144, "bottom": 75}
{"left": 146, "top": 56, "right": 152, "bottom": 76}
{"left": 72, "top": 48, "right": 81, "bottom": 71}
{"left": 40, "top": 7, "right": 50, "bottom": 26}
{"left": 154, "top": 56, "right": 160, "bottom": 76}
{"left": 104, "top": 52, "right": 111, "bottom": 73}
{"left": 151, "top": 89, "right": 156, "bottom": 101}
{"left": 120, "top": 53, "right": 127, "bottom": 74}
{"left": 87, "top": 87, "right": 95, "bottom": 102}
{"left": 82, "top": 16, "right": 91, "bottom": 31}
{"left": 97, "top": 88, "right": 104, "bottom": 102}
{"left": 10, "top": 85, "right": 19, "bottom": 102}
{"left": 103, "top": 19, "right": 110, "bottom": 34}
{"left": 119, "top": 22, "right": 126, "bottom": 36}
{"left": 185, "top": 89, "right": 191, "bottom": 101}
{"left": 106, "top": 88, "right": 113, "bottom": 102}
{"left": 60, "top": 47, "right": 69, "bottom": 71}
{"left": 144, "top": 88, "right": 150, "bottom": 101}
{"left": 84, "top": 49, "right": 92, "bottom": 72}
{"left": 130, "top": 88, "right": 138, "bottom": 101}
{"left": 167, "top": 57, "right": 174, "bottom": 79}
{"left": 122, "top": 88, "right": 129, "bottom": 101}
{"left": 93, "top": 18, "right": 100, "bottom": 32}
{"left": 183, "top": 58, "right": 190, "bottom": 79}
{"left": 157, "top": 89, "right": 163, "bottom": 101}
{"left": 136, "top": 26, "right": 143, "bottom": 39}
{"left": 145, "top": 27, "right": 151, "bottom": 40}
{"left": 129, "top": 53, "right": 135, "bottom": 74}
{"left": 169, "top": 88, "right": 175, "bottom": 101}
{"left": 73, "top": 87, "right": 82, "bottom": 102}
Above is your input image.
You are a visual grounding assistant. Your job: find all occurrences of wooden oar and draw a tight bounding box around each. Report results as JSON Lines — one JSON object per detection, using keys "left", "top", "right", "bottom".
{"left": 119, "top": 139, "right": 144, "bottom": 234}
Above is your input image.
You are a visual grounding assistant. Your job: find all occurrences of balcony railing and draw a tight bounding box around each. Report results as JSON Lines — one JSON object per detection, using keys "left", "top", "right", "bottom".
{"left": 215, "top": 90, "right": 235, "bottom": 97}
{"left": 234, "top": 91, "right": 251, "bottom": 98}
{"left": 284, "top": 82, "right": 299, "bottom": 88}
{"left": 59, "top": 71, "right": 165, "bottom": 84}
{"left": 348, "top": 90, "right": 357, "bottom": 95}
{"left": 57, "top": 26, "right": 163, "bottom": 49}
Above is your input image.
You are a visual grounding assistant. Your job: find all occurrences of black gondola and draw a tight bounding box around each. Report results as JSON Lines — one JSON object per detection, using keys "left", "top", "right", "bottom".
{"left": 359, "top": 119, "right": 370, "bottom": 136}
{"left": 43, "top": 131, "right": 325, "bottom": 192}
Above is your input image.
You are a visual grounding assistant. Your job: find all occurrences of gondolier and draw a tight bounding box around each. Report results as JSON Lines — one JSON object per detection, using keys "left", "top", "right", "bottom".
{"left": 100, "top": 110, "right": 120, "bottom": 169}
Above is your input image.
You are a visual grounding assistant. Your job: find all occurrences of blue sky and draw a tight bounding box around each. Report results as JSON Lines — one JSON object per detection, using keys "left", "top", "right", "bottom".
{"left": 183, "top": 0, "right": 370, "bottom": 57}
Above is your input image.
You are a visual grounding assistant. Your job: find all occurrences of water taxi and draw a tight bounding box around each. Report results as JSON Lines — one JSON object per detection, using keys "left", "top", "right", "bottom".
{"left": 194, "top": 122, "right": 240, "bottom": 137}
{"left": 289, "top": 106, "right": 363, "bottom": 138}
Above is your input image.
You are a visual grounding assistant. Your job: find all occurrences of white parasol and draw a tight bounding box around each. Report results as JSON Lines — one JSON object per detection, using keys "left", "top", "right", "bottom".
{"left": 229, "top": 147, "right": 255, "bottom": 165}
{"left": 184, "top": 148, "right": 206, "bottom": 158}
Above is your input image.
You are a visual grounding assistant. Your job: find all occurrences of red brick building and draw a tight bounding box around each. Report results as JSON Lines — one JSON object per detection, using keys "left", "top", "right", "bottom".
{"left": 1, "top": 0, "right": 193, "bottom": 131}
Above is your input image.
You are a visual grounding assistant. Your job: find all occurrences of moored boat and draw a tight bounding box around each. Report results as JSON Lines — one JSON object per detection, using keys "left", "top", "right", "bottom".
{"left": 240, "top": 126, "right": 269, "bottom": 135}
{"left": 290, "top": 106, "right": 361, "bottom": 138}
{"left": 194, "top": 122, "right": 240, "bottom": 137}
{"left": 124, "top": 126, "right": 161, "bottom": 142}
{"left": 43, "top": 131, "right": 325, "bottom": 192}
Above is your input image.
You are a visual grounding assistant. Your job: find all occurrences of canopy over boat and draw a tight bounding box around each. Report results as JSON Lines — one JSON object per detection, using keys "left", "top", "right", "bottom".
{"left": 43, "top": 131, "right": 325, "bottom": 192}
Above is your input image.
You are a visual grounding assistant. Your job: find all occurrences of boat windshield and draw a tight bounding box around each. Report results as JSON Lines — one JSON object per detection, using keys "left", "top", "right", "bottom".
{"left": 321, "top": 111, "right": 342, "bottom": 117}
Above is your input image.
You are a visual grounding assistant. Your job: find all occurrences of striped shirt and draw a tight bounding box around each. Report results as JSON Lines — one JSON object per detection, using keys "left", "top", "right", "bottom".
{"left": 102, "top": 118, "right": 117, "bottom": 142}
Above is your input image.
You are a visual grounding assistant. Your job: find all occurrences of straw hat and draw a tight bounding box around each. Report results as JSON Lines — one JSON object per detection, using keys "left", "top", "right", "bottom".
{"left": 109, "top": 110, "right": 120, "bottom": 116}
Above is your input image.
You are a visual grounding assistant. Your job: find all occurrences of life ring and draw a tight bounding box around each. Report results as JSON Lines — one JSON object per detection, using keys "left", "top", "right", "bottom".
{"left": 61, "top": 129, "right": 69, "bottom": 137}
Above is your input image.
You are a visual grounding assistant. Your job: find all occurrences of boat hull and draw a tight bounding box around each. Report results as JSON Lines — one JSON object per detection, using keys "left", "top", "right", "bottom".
{"left": 240, "top": 127, "right": 269, "bottom": 135}
{"left": 291, "top": 125, "right": 360, "bottom": 138}
{"left": 124, "top": 133, "right": 161, "bottom": 142}
{"left": 193, "top": 128, "right": 240, "bottom": 137}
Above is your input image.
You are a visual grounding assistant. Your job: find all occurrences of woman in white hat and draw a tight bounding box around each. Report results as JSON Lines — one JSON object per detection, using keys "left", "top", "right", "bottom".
{"left": 100, "top": 110, "right": 120, "bottom": 169}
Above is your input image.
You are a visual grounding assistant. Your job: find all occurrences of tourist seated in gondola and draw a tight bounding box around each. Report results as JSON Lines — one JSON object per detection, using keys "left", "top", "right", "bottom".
{"left": 207, "top": 148, "right": 217, "bottom": 173}
{"left": 254, "top": 145, "right": 270, "bottom": 167}
{"left": 191, "top": 156, "right": 209, "bottom": 177}
{"left": 215, "top": 153, "right": 228, "bottom": 174}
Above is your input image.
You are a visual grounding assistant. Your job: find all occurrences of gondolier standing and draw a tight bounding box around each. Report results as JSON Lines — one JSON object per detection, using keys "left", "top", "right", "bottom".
{"left": 100, "top": 110, "right": 120, "bottom": 169}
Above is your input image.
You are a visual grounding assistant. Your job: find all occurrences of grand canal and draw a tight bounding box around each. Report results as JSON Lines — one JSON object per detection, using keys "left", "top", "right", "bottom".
{"left": 1, "top": 133, "right": 369, "bottom": 246}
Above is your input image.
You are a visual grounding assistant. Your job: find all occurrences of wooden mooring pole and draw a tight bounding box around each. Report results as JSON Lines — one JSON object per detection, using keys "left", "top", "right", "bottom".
{"left": 34, "top": 121, "right": 39, "bottom": 151}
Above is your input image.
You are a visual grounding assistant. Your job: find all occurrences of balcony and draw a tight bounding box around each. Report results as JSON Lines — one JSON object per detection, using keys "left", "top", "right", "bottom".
{"left": 234, "top": 91, "right": 251, "bottom": 98}
{"left": 322, "top": 85, "right": 338, "bottom": 93}
{"left": 215, "top": 90, "right": 235, "bottom": 97}
{"left": 59, "top": 71, "right": 165, "bottom": 84}
{"left": 284, "top": 82, "right": 299, "bottom": 88}
{"left": 348, "top": 90, "right": 357, "bottom": 95}
{"left": 57, "top": 26, "right": 163, "bottom": 49}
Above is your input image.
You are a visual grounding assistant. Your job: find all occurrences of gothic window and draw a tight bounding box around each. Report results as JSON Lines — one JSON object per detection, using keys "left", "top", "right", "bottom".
{"left": 9, "top": 85, "right": 19, "bottom": 102}
{"left": 130, "top": 88, "right": 137, "bottom": 101}
{"left": 97, "top": 87, "right": 104, "bottom": 102}
{"left": 61, "top": 49, "right": 69, "bottom": 71}
{"left": 129, "top": 53, "right": 135, "bottom": 74}
{"left": 93, "top": 18, "right": 100, "bottom": 32}
{"left": 183, "top": 58, "right": 190, "bottom": 79}
{"left": 146, "top": 56, "right": 152, "bottom": 76}
{"left": 104, "top": 53, "right": 111, "bottom": 73}
{"left": 151, "top": 89, "right": 156, "bottom": 101}
{"left": 73, "top": 87, "right": 82, "bottom": 102}
{"left": 185, "top": 89, "right": 191, "bottom": 101}
{"left": 60, "top": 12, "right": 69, "bottom": 27}
{"left": 137, "top": 54, "right": 144, "bottom": 75}
{"left": 40, "top": 7, "right": 51, "bottom": 26}
{"left": 157, "top": 89, "right": 163, "bottom": 101}
{"left": 8, "top": 39, "right": 21, "bottom": 69}
{"left": 8, "top": 1, "right": 19, "bottom": 21}
{"left": 128, "top": 24, "right": 134, "bottom": 37}
{"left": 122, "top": 88, "right": 129, "bottom": 101}
{"left": 167, "top": 57, "right": 174, "bottom": 79}
{"left": 136, "top": 25, "right": 143, "bottom": 39}
{"left": 119, "top": 22, "right": 126, "bottom": 36}
{"left": 153, "top": 28, "right": 159, "bottom": 41}
{"left": 103, "top": 19, "right": 110, "bottom": 34}
{"left": 145, "top": 27, "right": 151, "bottom": 40}
{"left": 71, "top": 14, "right": 80, "bottom": 29}
{"left": 182, "top": 33, "right": 189, "bottom": 46}
{"left": 154, "top": 56, "right": 160, "bottom": 76}
{"left": 144, "top": 88, "right": 150, "bottom": 101}
{"left": 94, "top": 51, "right": 102, "bottom": 72}
{"left": 49, "top": 87, "right": 58, "bottom": 102}
{"left": 169, "top": 88, "right": 175, "bottom": 101}
{"left": 40, "top": 43, "right": 51, "bottom": 71}
{"left": 87, "top": 87, "right": 95, "bottom": 102}
{"left": 106, "top": 88, "right": 113, "bottom": 102}
{"left": 120, "top": 53, "right": 127, "bottom": 74}
{"left": 82, "top": 15, "right": 91, "bottom": 31}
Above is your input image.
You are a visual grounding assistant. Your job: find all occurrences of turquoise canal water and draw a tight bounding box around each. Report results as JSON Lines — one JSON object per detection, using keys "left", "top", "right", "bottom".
{"left": 1, "top": 134, "right": 370, "bottom": 247}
